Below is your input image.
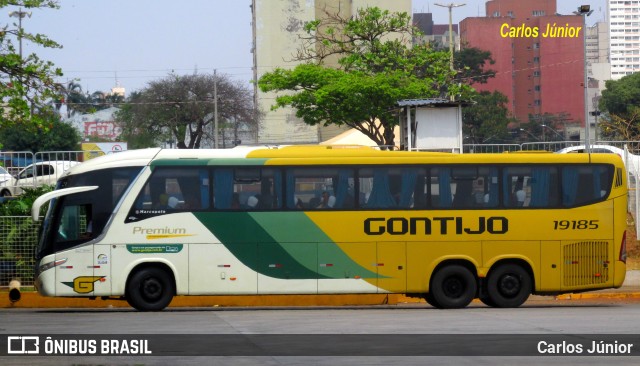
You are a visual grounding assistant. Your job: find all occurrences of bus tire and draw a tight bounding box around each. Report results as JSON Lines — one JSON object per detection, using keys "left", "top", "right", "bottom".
{"left": 479, "top": 294, "right": 497, "bottom": 307}
{"left": 430, "top": 265, "right": 477, "bottom": 309}
{"left": 424, "top": 292, "right": 442, "bottom": 309}
{"left": 486, "top": 263, "right": 531, "bottom": 308}
{"left": 125, "top": 266, "right": 175, "bottom": 311}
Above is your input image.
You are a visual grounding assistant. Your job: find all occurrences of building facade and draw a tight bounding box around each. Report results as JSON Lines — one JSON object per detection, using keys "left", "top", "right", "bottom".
{"left": 413, "top": 13, "right": 461, "bottom": 51}
{"left": 608, "top": 0, "right": 640, "bottom": 80}
{"left": 460, "top": 0, "right": 586, "bottom": 134}
{"left": 251, "top": 0, "right": 411, "bottom": 144}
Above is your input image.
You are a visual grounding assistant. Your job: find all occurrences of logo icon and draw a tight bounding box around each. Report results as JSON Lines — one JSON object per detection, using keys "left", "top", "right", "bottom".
{"left": 7, "top": 336, "right": 40, "bottom": 354}
{"left": 62, "top": 276, "right": 105, "bottom": 293}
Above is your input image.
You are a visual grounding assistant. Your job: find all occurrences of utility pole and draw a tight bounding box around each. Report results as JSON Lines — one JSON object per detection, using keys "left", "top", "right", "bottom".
{"left": 9, "top": 7, "right": 32, "bottom": 59}
{"left": 214, "top": 69, "right": 219, "bottom": 149}
{"left": 434, "top": 3, "right": 466, "bottom": 72}
{"left": 574, "top": 5, "right": 593, "bottom": 151}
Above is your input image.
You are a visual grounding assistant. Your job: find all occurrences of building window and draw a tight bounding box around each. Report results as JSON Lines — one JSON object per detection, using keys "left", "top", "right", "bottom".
{"left": 534, "top": 85, "right": 541, "bottom": 92}
{"left": 534, "top": 100, "right": 541, "bottom": 106}
{"left": 533, "top": 56, "right": 540, "bottom": 63}
{"left": 533, "top": 71, "right": 541, "bottom": 77}
{"left": 533, "top": 42, "right": 540, "bottom": 49}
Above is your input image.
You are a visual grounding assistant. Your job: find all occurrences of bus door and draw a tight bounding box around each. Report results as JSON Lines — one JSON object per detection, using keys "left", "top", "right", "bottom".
{"left": 53, "top": 203, "right": 101, "bottom": 296}
{"left": 376, "top": 242, "right": 407, "bottom": 293}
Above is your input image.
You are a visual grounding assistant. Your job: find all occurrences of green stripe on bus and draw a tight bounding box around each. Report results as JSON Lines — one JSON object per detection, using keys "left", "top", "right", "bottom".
{"left": 193, "top": 212, "right": 377, "bottom": 280}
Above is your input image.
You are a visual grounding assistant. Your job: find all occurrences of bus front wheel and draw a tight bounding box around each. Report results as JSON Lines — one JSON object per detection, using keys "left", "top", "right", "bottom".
{"left": 126, "top": 266, "right": 175, "bottom": 311}
{"left": 486, "top": 264, "right": 531, "bottom": 308}
{"left": 430, "top": 265, "right": 477, "bottom": 309}
{"left": 424, "top": 292, "right": 441, "bottom": 309}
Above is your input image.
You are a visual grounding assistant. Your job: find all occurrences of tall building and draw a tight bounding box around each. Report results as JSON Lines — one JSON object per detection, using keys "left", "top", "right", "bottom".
{"left": 608, "top": 0, "right": 640, "bottom": 80}
{"left": 413, "top": 13, "right": 461, "bottom": 51}
{"left": 460, "top": 0, "right": 585, "bottom": 134}
{"left": 251, "top": 0, "right": 411, "bottom": 144}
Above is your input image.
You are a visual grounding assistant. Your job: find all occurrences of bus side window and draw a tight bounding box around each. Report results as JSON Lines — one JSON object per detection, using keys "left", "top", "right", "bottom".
{"left": 563, "top": 165, "right": 612, "bottom": 206}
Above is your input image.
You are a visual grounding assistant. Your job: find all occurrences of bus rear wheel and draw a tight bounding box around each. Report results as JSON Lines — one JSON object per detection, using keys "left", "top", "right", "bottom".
{"left": 486, "top": 264, "right": 531, "bottom": 308}
{"left": 430, "top": 265, "right": 477, "bottom": 309}
{"left": 126, "top": 266, "right": 175, "bottom": 311}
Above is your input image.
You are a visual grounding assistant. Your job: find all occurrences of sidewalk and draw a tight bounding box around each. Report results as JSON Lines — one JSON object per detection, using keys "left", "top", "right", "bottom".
{"left": 2, "top": 271, "right": 639, "bottom": 309}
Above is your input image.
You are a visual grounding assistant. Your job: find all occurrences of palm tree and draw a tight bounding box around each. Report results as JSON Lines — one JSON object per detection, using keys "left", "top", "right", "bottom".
{"left": 64, "top": 81, "right": 90, "bottom": 117}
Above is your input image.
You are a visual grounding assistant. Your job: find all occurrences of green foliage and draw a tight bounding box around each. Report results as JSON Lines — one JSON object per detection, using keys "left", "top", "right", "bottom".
{"left": 0, "top": 185, "right": 53, "bottom": 216}
{"left": 598, "top": 107, "right": 640, "bottom": 141}
{"left": 0, "top": 113, "right": 80, "bottom": 152}
{"left": 462, "top": 91, "right": 515, "bottom": 144}
{"left": 454, "top": 48, "right": 496, "bottom": 86}
{"left": 600, "top": 73, "right": 640, "bottom": 117}
{"left": 0, "top": 185, "right": 52, "bottom": 278}
{"left": 0, "top": 1, "right": 63, "bottom": 131}
{"left": 259, "top": 6, "right": 472, "bottom": 148}
{"left": 599, "top": 73, "right": 640, "bottom": 140}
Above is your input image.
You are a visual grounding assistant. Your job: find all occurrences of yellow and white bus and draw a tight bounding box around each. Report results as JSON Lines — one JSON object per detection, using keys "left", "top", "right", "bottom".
{"left": 32, "top": 146, "right": 628, "bottom": 311}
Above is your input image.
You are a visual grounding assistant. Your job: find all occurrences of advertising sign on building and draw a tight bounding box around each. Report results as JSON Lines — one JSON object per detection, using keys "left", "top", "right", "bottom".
{"left": 81, "top": 142, "right": 128, "bottom": 161}
{"left": 84, "top": 121, "right": 122, "bottom": 140}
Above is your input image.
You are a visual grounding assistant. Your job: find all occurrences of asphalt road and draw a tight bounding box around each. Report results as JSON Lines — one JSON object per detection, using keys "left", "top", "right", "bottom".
{"left": 1, "top": 300, "right": 639, "bottom": 365}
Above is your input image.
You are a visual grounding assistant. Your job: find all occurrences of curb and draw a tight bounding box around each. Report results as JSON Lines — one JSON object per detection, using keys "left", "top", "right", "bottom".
{"left": 2, "top": 290, "right": 639, "bottom": 309}
{"left": 0, "top": 293, "right": 402, "bottom": 309}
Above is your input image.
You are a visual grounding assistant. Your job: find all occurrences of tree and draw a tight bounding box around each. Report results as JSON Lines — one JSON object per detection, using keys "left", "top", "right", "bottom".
{"left": 0, "top": 1, "right": 63, "bottom": 130}
{"left": 0, "top": 112, "right": 80, "bottom": 152}
{"left": 462, "top": 90, "right": 514, "bottom": 144}
{"left": 116, "top": 73, "right": 258, "bottom": 149}
{"left": 258, "top": 7, "right": 471, "bottom": 148}
{"left": 61, "top": 81, "right": 91, "bottom": 117}
{"left": 454, "top": 47, "right": 496, "bottom": 86}
{"left": 599, "top": 73, "right": 640, "bottom": 140}
{"left": 598, "top": 107, "right": 640, "bottom": 141}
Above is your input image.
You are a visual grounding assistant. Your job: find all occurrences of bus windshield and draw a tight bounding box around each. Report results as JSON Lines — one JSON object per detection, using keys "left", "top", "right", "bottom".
{"left": 36, "top": 167, "right": 143, "bottom": 260}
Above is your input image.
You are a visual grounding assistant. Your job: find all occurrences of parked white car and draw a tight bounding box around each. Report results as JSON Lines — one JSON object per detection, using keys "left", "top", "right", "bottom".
{"left": 556, "top": 144, "right": 640, "bottom": 173}
{"left": 0, "top": 166, "right": 11, "bottom": 184}
{"left": 0, "top": 161, "right": 80, "bottom": 197}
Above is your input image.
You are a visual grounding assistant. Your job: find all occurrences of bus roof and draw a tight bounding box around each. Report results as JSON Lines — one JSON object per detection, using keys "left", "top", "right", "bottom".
{"left": 64, "top": 145, "right": 625, "bottom": 177}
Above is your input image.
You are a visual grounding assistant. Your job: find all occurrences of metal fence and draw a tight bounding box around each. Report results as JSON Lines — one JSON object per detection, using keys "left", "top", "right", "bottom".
{"left": 0, "top": 151, "right": 105, "bottom": 196}
{"left": 0, "top": 150, "right": 105, "bottom": 288}
{"left": 1, "top": 144, "right": 639, "bottom": 288}
{"left": 0, "top": 216, "right": 39, "bottom": 287}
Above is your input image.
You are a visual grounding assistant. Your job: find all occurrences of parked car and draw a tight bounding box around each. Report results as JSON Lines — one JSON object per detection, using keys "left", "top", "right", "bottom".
{"left": 0, "top": 166, "right": 11, "bottom": 184}
{"left": 556, "top": 144, "right": 640, "bottom": 173}
{"left": 0, "top": 161, "right": 80, "bottom": 197}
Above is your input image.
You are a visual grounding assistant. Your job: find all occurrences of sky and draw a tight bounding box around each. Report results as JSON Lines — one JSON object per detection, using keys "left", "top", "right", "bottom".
{"left": 1, "top": 0, "right": 608, "bottom": 95}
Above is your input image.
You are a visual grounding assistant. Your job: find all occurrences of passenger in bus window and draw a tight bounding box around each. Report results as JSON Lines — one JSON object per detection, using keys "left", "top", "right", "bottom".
{"left": 317, "top": 191, "right": 335, "bottom": 208}
{"left": 247, "top": 196, "right": 259, "bottom": 209}
{"left": 231, "top": 193, "right": 241, "bottom": 209}
{"left": 155, "top": 193, "right": 169, "bottom": 209}
{"left": 167, "top": 196, "right": 180, "bottom": 209}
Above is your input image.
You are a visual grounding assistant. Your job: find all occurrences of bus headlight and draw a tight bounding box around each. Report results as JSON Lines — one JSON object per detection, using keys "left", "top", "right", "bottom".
{"left": 39, "top": 258, "right": 67, "bottom": 273}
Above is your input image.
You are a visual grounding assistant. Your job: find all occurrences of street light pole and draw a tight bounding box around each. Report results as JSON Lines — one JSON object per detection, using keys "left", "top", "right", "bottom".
{"left": 434, "top": 3, "right": 466, "bottom": 72}
{"left": 574, "top": 5, "right": 593, "bottom": 152}
{"left": 8, "top": 7, "right": 32, "bottom": 59}
{"left": 519, "top": 128, "right": 539, "bottom": 142}
{"left": 541, "top": 124, "right": 565, "bottom": 140}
